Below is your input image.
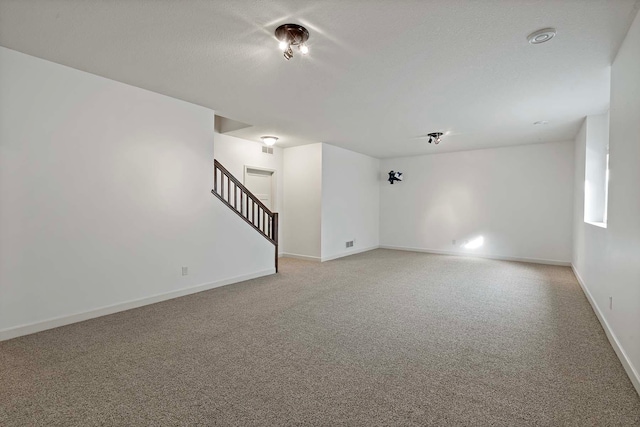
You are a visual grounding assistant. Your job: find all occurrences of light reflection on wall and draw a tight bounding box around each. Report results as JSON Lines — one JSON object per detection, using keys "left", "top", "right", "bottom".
{"left": 463, "top": 236, "right": 484, "bottom": 249}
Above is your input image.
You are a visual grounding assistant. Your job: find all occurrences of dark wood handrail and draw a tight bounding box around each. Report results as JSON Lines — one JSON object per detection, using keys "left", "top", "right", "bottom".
{"left": 212, "top": 159, "right": 279, "bottom": 272}
{"left": 214, "top": 160, "right": 273, "bottom": 215}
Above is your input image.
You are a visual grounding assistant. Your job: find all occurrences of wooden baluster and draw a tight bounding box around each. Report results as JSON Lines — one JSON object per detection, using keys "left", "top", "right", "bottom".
{"left": 273, "top": 212, "right": 279, "bottom": 272}
{"left": 234, "top": 182, "right": 237, "bottom": 210}
{"left": 273, "top": 212, "right": 278, "bottom": 242}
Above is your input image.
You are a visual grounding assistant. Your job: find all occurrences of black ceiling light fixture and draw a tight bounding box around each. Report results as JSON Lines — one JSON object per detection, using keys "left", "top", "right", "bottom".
{"left": 388, "top": 171, "right": 403, "bottom": 184}
{"left": 427, "top": 132, "right": 443, "bottom": 144}
{"left": 275, "top": 24, "right": 309, "bottom": 60}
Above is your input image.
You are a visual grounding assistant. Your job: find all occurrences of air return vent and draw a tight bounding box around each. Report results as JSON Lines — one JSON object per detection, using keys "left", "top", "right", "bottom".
{"left": 346, "top": 241, "right": 354, "bottom": 248}
{"left": 262, "top": 146, "right": 274, "bottom": 154}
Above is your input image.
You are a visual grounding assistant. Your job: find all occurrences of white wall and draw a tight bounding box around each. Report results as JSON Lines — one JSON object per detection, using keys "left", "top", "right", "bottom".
{"left": 380, "top": 141, "right": 575, "bottom": 264}
{"left": 321, "top": 144, "right": 380, "bottom": 261}
{"left": 584, "top": 111, "right": 609, "bottom": 225}
{"left": 213, "top": 132, "right": 284, "bottom": 250}
{"left": 573, "top": 10, "right": 640, "bottom": 394}
{"left": 282, "top": 144, "right": 322, "bottom": 260}
{"left": 0, "top": 47, "right": 275, "bottom": 339}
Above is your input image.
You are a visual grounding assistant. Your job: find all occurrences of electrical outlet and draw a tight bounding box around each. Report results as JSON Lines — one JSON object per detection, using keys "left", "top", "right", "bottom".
{"left": 452, "top": 239, "right": 456, "bottom": 245}
{"left": 609, "top": 296, "right": 613, "bottom": 310}
{"left": 182, "top": 266, "right": 188, "bottom": 276}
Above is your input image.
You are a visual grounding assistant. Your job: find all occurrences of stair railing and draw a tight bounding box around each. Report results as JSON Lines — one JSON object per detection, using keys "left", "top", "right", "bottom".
{"left": 211, "top": 159, "right": 279, "bottom": 272}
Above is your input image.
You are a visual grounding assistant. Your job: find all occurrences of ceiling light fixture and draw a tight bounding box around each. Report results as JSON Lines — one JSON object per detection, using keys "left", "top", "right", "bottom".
{"left": 534, "top": 120, "right": 549, "bottom": 125}
{"left": 275, "top": 24, "right": 310, "bottom": 60}
{"left": 388, "top": 171, "right": 403, "bottom": 184}
{"left": 527, "top": 28, "right": 556, "bottom": 44}
{"left": 427, "top": 132, "right": 443, "bottom": 144}
{"left": 261, "top": 136, "right": 278, "bottom": 146}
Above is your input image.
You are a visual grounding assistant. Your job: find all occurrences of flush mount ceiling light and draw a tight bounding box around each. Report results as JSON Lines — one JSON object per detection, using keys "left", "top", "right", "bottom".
{"left": 261, "top": 136, "right": 278, "bottom": 146}
{"left": 527, "top": 28, "right": 556, "bottom": 44}
{"left": 427, "top": 132, "right": 443, "bottom": 144}
{"left": 275, "top": 24, "right": 309, "bottom": 60}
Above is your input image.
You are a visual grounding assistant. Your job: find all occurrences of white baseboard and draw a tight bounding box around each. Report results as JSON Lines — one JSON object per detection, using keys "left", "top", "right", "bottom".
{"left": 281, "top": 246, "right": 380, "bottom": 263}
{"left": 379, "top": 245, "right": 571, "bottom": 266}
{"left": 571, "top": 265, "right": 640, "bottom": 397}
{"left": 321, "top": 245, "right": 380, "bottom": 262}
{"left": 280, "top": 253, "right": 321, "bottom": 262}
{"left": 0, "top": 268, "right": 275, "bottom": 342}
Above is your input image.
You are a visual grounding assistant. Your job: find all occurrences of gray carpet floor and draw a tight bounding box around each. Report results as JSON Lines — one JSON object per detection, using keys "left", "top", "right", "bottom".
{"left": 1, "top": 249, "right": 639, "bottom": 426}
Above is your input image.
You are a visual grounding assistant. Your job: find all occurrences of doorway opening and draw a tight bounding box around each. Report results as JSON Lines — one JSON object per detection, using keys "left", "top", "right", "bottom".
{"left": 244, "top": 166, "right": 276, "bottom": 211}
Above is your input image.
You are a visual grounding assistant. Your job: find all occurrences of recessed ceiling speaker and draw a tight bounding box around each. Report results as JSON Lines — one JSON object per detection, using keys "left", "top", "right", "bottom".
{"left": 527, "top": 28, "right": 556, "bottom": 44}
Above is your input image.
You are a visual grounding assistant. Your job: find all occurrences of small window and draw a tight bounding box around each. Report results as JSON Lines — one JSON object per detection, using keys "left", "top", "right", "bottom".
{"left": 584, "top": 112, "right": 610, "bottom": 228}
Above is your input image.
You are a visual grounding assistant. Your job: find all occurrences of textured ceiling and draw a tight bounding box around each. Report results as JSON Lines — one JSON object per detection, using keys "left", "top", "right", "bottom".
{"left": 1, "top": 0, "right": 638, "bottom": 158}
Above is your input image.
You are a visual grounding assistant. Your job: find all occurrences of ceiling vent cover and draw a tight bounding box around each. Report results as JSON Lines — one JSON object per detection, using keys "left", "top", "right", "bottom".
{"left": 262, "top": 146, "right": 274, "bottom": 154}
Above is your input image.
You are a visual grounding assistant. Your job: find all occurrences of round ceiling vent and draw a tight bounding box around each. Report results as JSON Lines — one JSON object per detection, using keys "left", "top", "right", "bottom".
{"left": 527, "top": 28, "right": 556, "bottom": 44}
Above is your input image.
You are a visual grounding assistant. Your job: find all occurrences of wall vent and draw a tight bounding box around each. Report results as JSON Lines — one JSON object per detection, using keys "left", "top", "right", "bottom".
{"left": 262, "top": 146, "right": 274, "bottom": 154}
{"left": 346, "top": 241, "right": 354, "bottom": 248}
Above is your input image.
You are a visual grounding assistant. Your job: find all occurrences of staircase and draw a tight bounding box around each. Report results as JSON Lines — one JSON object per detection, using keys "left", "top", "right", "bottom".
{"left": 211, "top": 159, "right": 279, "bottom": 272}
